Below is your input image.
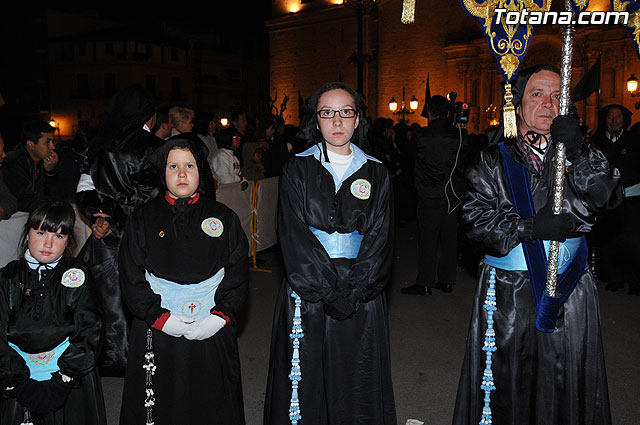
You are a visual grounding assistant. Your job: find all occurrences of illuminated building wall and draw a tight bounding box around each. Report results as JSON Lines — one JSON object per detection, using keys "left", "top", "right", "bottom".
{"left": 268, "top": 0, "right": 640, "bottom": 133}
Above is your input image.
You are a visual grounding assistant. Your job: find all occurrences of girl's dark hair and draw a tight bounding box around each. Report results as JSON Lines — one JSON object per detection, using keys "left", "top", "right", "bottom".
{"left": 302, "top": 82, "right": 371, "bottom": 154}
{"left": 19, "top": 200, "right": 76, "bottom": 255}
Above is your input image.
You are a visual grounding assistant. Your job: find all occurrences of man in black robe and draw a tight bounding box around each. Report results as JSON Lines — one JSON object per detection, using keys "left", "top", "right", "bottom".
{"left": 452, "top": 65, "right": 622, "bottom": 425}
{"left": 591, "top": 104, "right": 640, "bottom": 295}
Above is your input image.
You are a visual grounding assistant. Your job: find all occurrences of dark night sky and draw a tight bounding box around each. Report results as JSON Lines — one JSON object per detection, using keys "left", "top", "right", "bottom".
{"left": 0, "top": 4, "right": 273, "bottom": 141}
{"left": 74, "top": 2, "right": 273, "bottom": 32}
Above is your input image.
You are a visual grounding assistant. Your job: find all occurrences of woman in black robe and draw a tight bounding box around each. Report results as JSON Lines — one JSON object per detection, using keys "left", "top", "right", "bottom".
{"left": 452, "top": 66, "right": 622, "bottom": 425}
{"left": 264, "top": 82, "right": 396, "bottom": 425}
{"left": 0, "top": 200, "right": 105, "bottom": 425}
{"left": 118, "top": 137, "right": 249, "bottom": 425}
{"left": 76, "top": 84, "right": 163, "bottom": 376}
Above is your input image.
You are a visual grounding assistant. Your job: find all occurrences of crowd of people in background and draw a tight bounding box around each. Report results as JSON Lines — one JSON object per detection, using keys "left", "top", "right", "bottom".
{"left": 1, "top": 85, "right": 638, "bottom": 295}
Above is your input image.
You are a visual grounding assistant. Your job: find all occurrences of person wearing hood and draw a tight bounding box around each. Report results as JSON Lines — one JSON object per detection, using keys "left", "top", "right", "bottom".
{"left": 591, "top": 104, "right": 640, "bottom": 295}
{"left": 118, "top": 137, "right": 249, "bottom": 425}
{"left": 452, "top": 65, "right": 622, "bottom": 425}
{"left": 263, "top": 82, "right": 396, "bottom": 425}
{"left": 166, "top": 132, "right": 218, "bottom": 201}
{"left": 75, "top": 84, "right": 164, "bottom": 376}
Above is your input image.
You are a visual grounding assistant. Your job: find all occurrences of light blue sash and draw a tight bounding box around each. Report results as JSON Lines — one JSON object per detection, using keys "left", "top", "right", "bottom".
{"left": 146, "top": 268, "right": 225, "bottom": 322}
{"left": 484, "top": 237, "right": 587, "bottom": 274}
{"left": 309, "top": 227, "right": 364, "bottom": 259}
{"left": 9, "top": 338, "right": 70, "bottom": 381}
{"left": 624, "top": 182, "right": 640, "bottom": 197}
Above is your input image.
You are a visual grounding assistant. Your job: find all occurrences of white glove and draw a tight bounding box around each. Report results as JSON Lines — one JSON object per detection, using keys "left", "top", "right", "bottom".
{"left": 184, "top": 314, "right": 226, "bottom": 341}
{"left": 161, "top": 314, "right": 194, "bottom": 337}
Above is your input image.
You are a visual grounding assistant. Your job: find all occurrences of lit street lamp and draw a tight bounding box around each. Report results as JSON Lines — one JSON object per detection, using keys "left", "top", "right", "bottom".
{"left": 627, "top": 74, "right": 638, "bottom": 94}
{"left": 388, "top": 87, "right": 418, "bottom": 123}
{"left": 626, "top": 74, "right": 640, "bottom": 109}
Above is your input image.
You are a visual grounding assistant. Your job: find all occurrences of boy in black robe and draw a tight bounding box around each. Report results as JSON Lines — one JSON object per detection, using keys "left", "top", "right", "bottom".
{"left": 118, "top": 137, "right": 249, "bottom": 425}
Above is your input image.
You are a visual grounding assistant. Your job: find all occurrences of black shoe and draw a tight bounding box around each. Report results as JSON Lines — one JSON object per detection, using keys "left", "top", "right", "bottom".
{"left": 400, "top": 284, "right": 429, "bottom": 296}
{"left": 629, "top": 282, "right": 640, "bottom": 296}
{"left": 434, "top": 282, "right": 453, "bottom": 293}
{"left": 605, "top": 282, "right": 624, "bottom": 292}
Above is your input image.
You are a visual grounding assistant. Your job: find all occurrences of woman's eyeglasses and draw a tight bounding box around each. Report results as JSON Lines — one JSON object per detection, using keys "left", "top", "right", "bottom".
{"left": 316, "top": 109, "right": 357, "bottom": 119}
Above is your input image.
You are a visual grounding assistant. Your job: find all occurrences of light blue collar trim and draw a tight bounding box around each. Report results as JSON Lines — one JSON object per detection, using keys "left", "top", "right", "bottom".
{"left": 297, "top": 143, "right": 380, "bottom": 192}
{"left": 624, "top": 182, "right": 640, "bottom": 197}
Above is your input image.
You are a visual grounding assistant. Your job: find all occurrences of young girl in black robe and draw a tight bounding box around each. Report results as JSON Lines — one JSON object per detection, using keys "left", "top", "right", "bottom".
{"left": 118, "top": 137, "right": 249, "bottom": 425}
{"left": 264, "top": 82, "right": 396, "bottom": 425}
{"left": 0, "top": 200, "right": 106, "bottom": 425}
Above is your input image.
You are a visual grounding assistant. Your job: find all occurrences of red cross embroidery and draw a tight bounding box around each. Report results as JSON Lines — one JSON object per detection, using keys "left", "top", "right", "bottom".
{"left": 188, "top": 303, "right": 197, "bottom": 313}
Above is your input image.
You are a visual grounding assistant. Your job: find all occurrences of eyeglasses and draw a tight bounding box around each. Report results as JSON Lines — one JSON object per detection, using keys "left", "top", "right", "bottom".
{"left": 316, "top": 108, "right": 357, "bottom": 119}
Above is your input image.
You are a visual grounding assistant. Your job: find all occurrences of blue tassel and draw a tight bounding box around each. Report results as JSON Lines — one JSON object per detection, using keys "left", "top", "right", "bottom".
{"left": 479, "top": 268, "right": 497, "bottom": 425}
{"left": 289, "top": 291, "right": 304, "bottom": 424}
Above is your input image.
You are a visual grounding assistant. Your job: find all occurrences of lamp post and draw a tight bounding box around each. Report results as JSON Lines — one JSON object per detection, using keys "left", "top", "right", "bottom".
{"left": 388, "top": 87, "right": 418, "bottom": 123}
{"left": 343, "top": 0, "right": 378, "bottom": 94}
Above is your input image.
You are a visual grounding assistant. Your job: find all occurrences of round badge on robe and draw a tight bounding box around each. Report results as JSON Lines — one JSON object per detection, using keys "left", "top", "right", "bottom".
{"left": 350, "top": 179, "right": 372, "bottom": 200}
{"left": 61, "top": 268, "right": 85, "bottom": 288}
{"left": 201, "top": 217, "right": 224, "bottom": 237}
{"left": 182, "top": 300, "right": 203, "bottom": 318}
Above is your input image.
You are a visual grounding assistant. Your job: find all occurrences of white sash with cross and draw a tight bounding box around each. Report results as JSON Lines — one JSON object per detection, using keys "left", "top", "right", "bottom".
{"left": 145, "top": 268, "right": 225, "bottom": 322}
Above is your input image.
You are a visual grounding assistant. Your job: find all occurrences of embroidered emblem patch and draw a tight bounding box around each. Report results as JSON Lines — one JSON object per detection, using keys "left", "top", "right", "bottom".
{"left": 350, "top": 179, "right": 372, "bottom": 200}
{"left": 61, "top": 268, "right": 85, "bottom": 288}
{"left": 201, "top": 217, "right": 224, "bottom": 237}
{"left": 30, "top": 350, "right": 55, "bottom": 366}
{"left": 558, "top": 244, "right": 571, "bottom": 270}
{"left": 182, "top": 300, "right": 203, "bottom": 318}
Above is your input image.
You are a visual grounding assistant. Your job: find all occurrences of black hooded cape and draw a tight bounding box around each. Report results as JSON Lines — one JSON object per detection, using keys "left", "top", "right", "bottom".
{"left": 118, "top": 137, "right": 249, "bottom": 425}
{"left": 76, "top": 84, "right": 163, "bottom": 376}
